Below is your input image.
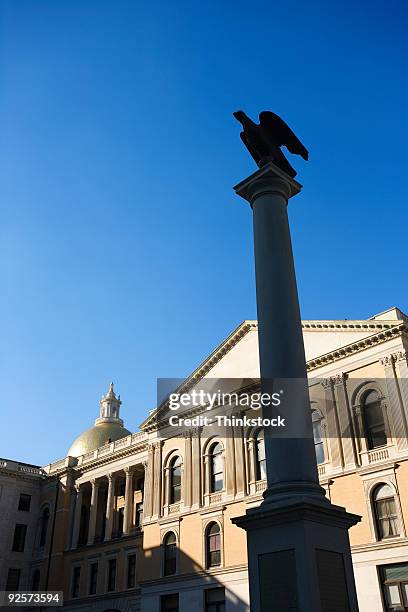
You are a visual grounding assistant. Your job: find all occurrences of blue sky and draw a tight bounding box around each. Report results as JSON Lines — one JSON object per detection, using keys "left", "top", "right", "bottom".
{"left": 1, "top": 0, "right": 407, "bottom": 464}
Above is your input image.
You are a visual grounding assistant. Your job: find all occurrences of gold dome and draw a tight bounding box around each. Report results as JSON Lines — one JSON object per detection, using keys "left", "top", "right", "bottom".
{"left": 68, "top": 421, "right": 132, "bottom": 458}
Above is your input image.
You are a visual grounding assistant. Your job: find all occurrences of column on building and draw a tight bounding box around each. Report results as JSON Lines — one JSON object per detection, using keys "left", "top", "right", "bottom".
{"left": 143, "top": 444, "right": 155, "bottom": 520}
{"left": 381, "top": 354, "right": 408, "bottom": 450}
{"left": 123, "top": 466, "right": 134, "bottom": 535}
{"left": 183, "top": 431, "right": 193, "bottom": 508}
{"left": 87, "top": 479, "right": 99, "bottom": 545}
{"left": 226, "top": 433, "right": 236, "bottom": 497}
{"left": 152, "top": 440, "right": 163, "bottom": 518}
{"left": 104, "top": 472, "right": 116, "bottom": 541}
{"left": 333, "top": 374, "right": 359, "bottom": 467}
{"left": 234, "top": 417, "right": 247, "bottom": 497}
{"left": 320, "top": 379, "right": 344, "bottom": 470}
{"left": 191, "top": 428, "right": 202, "bottom": 509}
{"left": 72, "top": 484, "right": 83, "bottom": 549}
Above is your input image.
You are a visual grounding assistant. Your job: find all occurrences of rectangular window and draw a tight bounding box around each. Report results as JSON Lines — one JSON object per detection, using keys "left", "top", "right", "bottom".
{"left": 12, "top": 524, "right": 27, "bottom": 552}
{"left": 380, "top": 562, "right": 408, "bottom": 610}
{"left": 89, "top": 562, "right": 98, "bottom": 595}
{"left": 127, "top": 554, "right": 136, "bottom": 588}
{"left": 205, "top": 588, "right": 226, "bottom": 612}
{"left": 18, "top": 494, "right": 31, "bottom": 512}
{"left": 107, "top": 558, "right": 116, "bottom": 592}
{"left": 161, "top": 594, "right": 179, "bottom": 612}
{"left": 71, "top": 566, "right": 81, "bottom": 599}
{"left": 6, "top": 569, "right": 21, "bottom": 591}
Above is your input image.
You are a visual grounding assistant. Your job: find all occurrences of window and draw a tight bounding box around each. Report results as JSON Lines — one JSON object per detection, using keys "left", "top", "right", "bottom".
{"left": 18, "top": 493, "right": 31, "bottom": 512}
{"left": 31, "top": 569, "right": 40, "bottom": 591}
{"left": 71, "top": 566, "right": 81, "bottom": 598}
{"left": 210, "top": 443, "right": 224, "bottom": 493}
{"left": 161, "top": 594, "right": 179, "bottom": 612}
{"left": 380, "top": 563, "right": 408, "bottom": 610}
{"left": 135, "top": 502, "right": 143, "bottom": 527}
{"left": 127, "top": 554, "right": 136, "bottom": 588}
{"left": 39, "top": 507, "right": 50, "bottom": 548}
{"left": 374, "top": 484, "right": 399, "bottom": 539}
{"left": 6, "top": 569, "right": 21, "bottom": 591}
{"left": 12, "top": 524, "right": 27, "bottom": 552}
{"left": 163, "top": 531, "right": 177, "bottom": 576}
{"left": 107, "top": 558, "right": 116, "bottom": 592}
{"left": 89, "top": 562, "right": 98, "bottom": 595}
{"left": 255, "top": 430, "right": 266, "bottom": 480}
{"left": 117, "top": 507, "right": 124, "bottom": 536}
{"left": 363, "top": 390, "right": 387, "bottom": 449}
{"left": 169, "top": 456, "right": 182, "bottom": 504}
{"left": 312, "top": 410, "right": 325, "bottom": 464}
{"left": 205, "top": 588, "right": 226, "bottom": 612}
{"left": 206, "top": 522, "right": 221, "bottom": 568}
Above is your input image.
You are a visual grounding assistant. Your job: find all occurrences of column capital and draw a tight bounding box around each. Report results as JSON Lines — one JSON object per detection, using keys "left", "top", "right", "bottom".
{"left": 234, "top": 162, "right": 302, "bottom": 206}
{"left": 380, "top": 354, "right": 396, "bottom": 367}
{"left": 90, "top": 478, "right": 99, "bottom": 488}
{"left": 107, "top": 472, "right": 116, "bottom": 482}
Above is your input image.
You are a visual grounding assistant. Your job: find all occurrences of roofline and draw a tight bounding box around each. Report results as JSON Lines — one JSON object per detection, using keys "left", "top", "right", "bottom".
{"left": 140, "top": 316, "right": 407, "bottom": 430}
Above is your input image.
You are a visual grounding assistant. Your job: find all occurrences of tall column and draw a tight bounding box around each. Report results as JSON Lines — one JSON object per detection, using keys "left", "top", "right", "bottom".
{"left": 183, "top": 432, "right": 193, "bottom": 508}
{"left": 191, "top": 428, "right": 202, "bottom": 508}
{"left": 381, "top": 354, "right": 408, "bottom": 450}
{"left": 143, "top": 445, "right": 155, "bottom": 519}
{"left": 87, "top": 479, "right": 99, "bottom": 545}
{"left": 123, "top": 467, "right": 134, "bottom": 535}
{"left": 72, "top": 484, "right": 83, "bottom": 549}
{"left": 231, "top": 163, "right": 360, "bottom": 612}
{"left": 104, "top": 473, "right": 116, "bottom": 541}
{"left": 152, "top": 441, "right": 163, "bottom": 518}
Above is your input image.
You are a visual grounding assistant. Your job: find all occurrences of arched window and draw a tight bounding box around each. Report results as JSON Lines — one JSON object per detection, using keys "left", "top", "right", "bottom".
{"left": 255, "top": 430, "right": 266, "bottom": 481}
{"left": 39, "top": 508, "right": 50, "bottom": 548}
{"left": 363, "top": 390, "right": 387, "bottom": 449}
{"left": 31, "top": 569, "right": 40, "bottom": 591}
{"left": 312, "top": 410, "right": 325, "bottom": 464}
{"left": 206, "top": 522, "right": 221, "bottom": 568}
{"left": 373, "top": 484, "right": 399, "bottom": 539}
{"left": 163, "top": 531, "right": 177, "bottom": 576}
{"left": 210, "top": 442, "right": 223, "bottom": 493}
{"left": 169, "top": 457, "right": 182, "bottom": 504}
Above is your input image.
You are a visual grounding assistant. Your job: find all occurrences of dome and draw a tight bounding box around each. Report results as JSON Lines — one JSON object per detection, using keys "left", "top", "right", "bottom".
{"left": 68, "top": 421, "right": 132, "bottom": 457}
{"left": 67, "top": 383, "right": 131, "bottom": 457}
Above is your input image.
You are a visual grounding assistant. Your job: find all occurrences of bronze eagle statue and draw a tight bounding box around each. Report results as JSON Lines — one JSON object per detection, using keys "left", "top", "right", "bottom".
{"left": 233, "top": 110, "right": 308, "bottom": 178}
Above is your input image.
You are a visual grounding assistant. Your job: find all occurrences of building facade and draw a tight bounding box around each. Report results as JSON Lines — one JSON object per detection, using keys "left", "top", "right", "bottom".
{"left": 2, "top": 307, "right": 408, "bottom": 611}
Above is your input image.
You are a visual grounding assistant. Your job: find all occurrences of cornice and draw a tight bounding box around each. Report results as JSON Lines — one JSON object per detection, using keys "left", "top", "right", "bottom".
{"left": 306, "top": 323, "right": 407, "bottom": 371}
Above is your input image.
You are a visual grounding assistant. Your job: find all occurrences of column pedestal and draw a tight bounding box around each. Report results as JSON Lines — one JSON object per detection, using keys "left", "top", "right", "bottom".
{"left": 232, "top": 163, "right": 360, "bottom": 611}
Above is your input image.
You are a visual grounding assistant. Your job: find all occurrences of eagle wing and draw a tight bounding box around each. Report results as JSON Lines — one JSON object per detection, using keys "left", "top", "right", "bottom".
{"left": 259, "top": 111, "right": 309, "bottom": 161}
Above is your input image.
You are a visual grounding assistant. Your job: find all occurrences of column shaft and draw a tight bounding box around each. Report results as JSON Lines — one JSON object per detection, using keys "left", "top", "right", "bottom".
{"left": 104, "top": 474, "right": 116, "bottom": 541}
{"left": 123, "top": 468, "right": 134, "bottom": 535}
{"left": 72, "top": 486, "right": 83, "bottom": 549}
{"left": 249, "top": 177, "right": 321, "bottom": 496}
{"left": 87, "top": 480, "right": 99, "bottom": 545}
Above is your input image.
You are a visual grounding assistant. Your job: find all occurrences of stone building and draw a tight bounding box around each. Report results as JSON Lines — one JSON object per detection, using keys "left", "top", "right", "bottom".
{"left": 2, "top": 306, "right": 408, "bottom": 611}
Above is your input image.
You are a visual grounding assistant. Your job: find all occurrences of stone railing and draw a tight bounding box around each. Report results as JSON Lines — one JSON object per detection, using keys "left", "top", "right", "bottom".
{"left": 209, "top": 492, "right": 222, "bottom": 505}
{"left": 368, "top": 447, "right": 390, "bottom": 463}
{"left": 76, "top": 432, "right": 147, "bottom": 467}
{"left": 318, "top": 464, "right": 326, "bottom": 477}
{"left": 255, "top": 479, "right": 267, "bottom": 493}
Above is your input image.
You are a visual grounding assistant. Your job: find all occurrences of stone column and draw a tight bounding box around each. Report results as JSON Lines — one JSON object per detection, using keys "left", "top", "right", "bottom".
{"left": 104, "top": 473, "right": 116, "bottom": 541}
{"left": 123, "top": 467, "right": 134, "bottom": 535}
{"left": 381, "top": 354, "right": 408, "bottom": 450}
{"left": 143, "top": 445, "right": 155, "bottom": 519}
{"left": 231, "top": 163, "right": 360, "bottom": 612}
{"left": 72, "top": 484, "right": 83, "bottom": 549}
{"left": 183, "top": 432, "right": 193, "bottom": 508}
{"left": 191, "top": 428, "right": 202, "bottom": 508}
{"left": 152, "top": 441, "right": 163, "bottom": 518}
{"left": 87, "top": 479, "right": 99, "bottom": 545}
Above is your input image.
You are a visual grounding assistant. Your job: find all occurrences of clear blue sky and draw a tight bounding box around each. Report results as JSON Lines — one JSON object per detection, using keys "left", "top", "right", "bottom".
{"left": 1, "top": 0, "right": 407, "bottom": 465}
